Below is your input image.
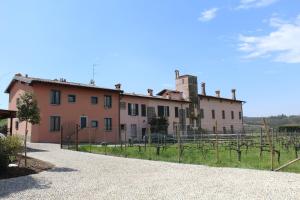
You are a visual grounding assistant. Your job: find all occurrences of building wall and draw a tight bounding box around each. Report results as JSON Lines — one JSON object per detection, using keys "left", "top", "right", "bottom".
{"left": 8, "top": 81, "right": 34, "bottom": 140}
{"left": 199, "top": 97, "right": 243, "bottom": 132}
{"left": 9, "top": 81, "right": 120, "bottom": 143}
{"left": 120, "top": 95, "right": 190, "bottom": 141}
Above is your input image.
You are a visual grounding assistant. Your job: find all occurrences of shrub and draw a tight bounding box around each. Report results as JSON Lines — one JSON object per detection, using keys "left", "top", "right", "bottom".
{"left": 0, "top": 136, "right": 23, "bottom": 173}
{"left": 0, "top": 119, "right": 7, "bottom": 135}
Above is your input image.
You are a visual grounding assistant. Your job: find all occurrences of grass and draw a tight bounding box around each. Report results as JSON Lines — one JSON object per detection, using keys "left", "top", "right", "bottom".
{"left": 77, "top": 141, "right": 300, "bottom": 174}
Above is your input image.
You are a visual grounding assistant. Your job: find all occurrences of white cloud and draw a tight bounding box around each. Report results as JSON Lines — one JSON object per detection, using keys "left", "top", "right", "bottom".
{"left": 237, "top": 0, "right": 278, "bottom": 9}
{"left": 198, "top": 8, "right": 218, "bottom": 22}
{"left": 238, "top": 15, "right": 300, "bottom": 63}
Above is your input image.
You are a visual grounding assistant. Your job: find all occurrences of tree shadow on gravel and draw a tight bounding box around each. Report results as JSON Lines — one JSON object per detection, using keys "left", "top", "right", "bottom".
{"left": 0, "top": 176, "right": 51, "bottom": 198}
{"left": 26, "top": 147, "right": 48, "bottom": 153}
{"left": 49, "top": 167, "right": 78, "bottom": 173}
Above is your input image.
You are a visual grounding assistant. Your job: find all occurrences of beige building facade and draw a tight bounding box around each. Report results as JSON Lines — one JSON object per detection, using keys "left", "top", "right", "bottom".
{"left": 158, "top": 70, "right": 245, "bottom": 134}
{"left": 120, "top": 90, "right": 191, "bottom": 141}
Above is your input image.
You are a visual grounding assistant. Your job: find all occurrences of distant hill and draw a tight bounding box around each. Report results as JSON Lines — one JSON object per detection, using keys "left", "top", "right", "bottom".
{"left": 244, "top": 115, "right": 300, "bottom": 129}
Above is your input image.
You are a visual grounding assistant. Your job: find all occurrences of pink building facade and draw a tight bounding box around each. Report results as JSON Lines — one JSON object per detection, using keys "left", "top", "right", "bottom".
{"left": 6, "top": 74, "right": 121, "bottom": 143}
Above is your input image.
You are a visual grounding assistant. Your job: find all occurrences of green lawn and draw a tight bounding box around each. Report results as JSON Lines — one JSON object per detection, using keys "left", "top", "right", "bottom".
{"left": 77, "top": 141, "right": 300, "bottom": 174}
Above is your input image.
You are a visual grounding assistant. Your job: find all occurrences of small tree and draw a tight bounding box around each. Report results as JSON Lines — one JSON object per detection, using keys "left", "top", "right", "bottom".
{"left": 149, "top": 117, "right": 169, "bottom": 134}
{"left": 16, "top": 92, "right": 40, "bottom": 166}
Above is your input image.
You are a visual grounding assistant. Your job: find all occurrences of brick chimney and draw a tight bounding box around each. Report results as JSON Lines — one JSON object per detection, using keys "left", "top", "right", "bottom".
{"left": 231, "top": 89, "right": 236, "bottom": 100}
{"left": 215, "top": 90, "right": 220, "bottom": 98}
{"left": 175, "top": 70, "right": 179, "bottom": 79}
{"left": 201, "top": 82, "right": 206, "bottom": 96}
{"left": 115, "top": 83, "right": 121, "bottom": 90}
{"left": 147, "top": 89, "right": 153, "bottom": 96}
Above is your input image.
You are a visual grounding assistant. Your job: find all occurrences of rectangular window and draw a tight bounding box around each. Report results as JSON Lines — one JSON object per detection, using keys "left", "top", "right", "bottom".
{"left": 50, "top": 90, "right": 61, "bottom": 105}
{"left": 91, "top": 120, "right": 98, "bottom": 128}
{"left": 104, "top": 118, "right": 112, "bottom": 131}
{"left": 239, "top": 112, "right": 242, "bottom": 120}
{"left": 212, "top": 110, "right": 215, "bottom": 119}
{"left": 141, "top": 104, "right": 147, "bottom": 117}
{"left": 186, "top": 108, "right": 190, "bottom": 118}
{"left": 223, "top": 127, "right": 227, "bottom": 134}
{"left": 131, "top": 124, "right": 137, "bottom": 137}
{"left": 68, "top": 95, "right": 76, "bottom": 103}
{"left": 213, "top": 126, "right": 216, "bottom": 133}
{"left": 91, "top": 96, "right": 98, "bottom": 104}
{"left": 231, "top": 111, "right": 234, "bottom": 120}
{"left": 120, "top": 102, "right": 126, "bottom": 110}
{"left": 120, "top": 124, "right": 126, "bottom": 131}
{"left": 128, "top": 103, "right": 139, "bottom": 116}
{"left": 80, "top": 116, "right": 87, "bottom": 128}
{"left": 175, "top": 107, "right": 179, "bottom": 118}
{"left": 15, "top": 121, "right": 19, "bottom": 130}
{"left": 222, "top": 110, "right": 225, "bottom": 119}
{"left": 158, "top": 106, "right": 169, "bottom": 117}
{"left": 231, "top": 125, "right": 234, "bottom": 133}
{"left": 104, "top": 95, "right": 112, "bottom": 108}
{"left": 50, "top": 116, "right": 61, "bottom": 132}
{"left": 200, "top": 109, "right": 204, "bottom": 119}
{"left": 158, "top": 106, "right": 164, "bottom": 117}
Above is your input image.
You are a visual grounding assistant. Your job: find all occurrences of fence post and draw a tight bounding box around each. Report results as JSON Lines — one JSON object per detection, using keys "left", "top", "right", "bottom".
{"left": 148, "top": 126, "right": 152, "bottom": 159}
{"left": 176, "top": 126, "right": 180, "bottom": 163}
{"left": 260, "top": 128, "right": 263, "bottom": 158}
{"left": 60, "top": 126, "right": 63, "bottom": 149}
{"left": 76, "top": 124, "right": 79, "bottom": 151}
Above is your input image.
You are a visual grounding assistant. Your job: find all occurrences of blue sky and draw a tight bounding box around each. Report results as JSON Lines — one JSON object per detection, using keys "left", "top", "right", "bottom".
{"left": 0, "top": 0, "right": 299, "bottom": 117}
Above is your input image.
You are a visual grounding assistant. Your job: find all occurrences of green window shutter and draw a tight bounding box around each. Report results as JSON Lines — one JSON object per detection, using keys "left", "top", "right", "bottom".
{"left": 135, "top": 104, "right": 139, "bottom": 116}
{"left": 128, "top": 103, "right": 132, "bottom": 115}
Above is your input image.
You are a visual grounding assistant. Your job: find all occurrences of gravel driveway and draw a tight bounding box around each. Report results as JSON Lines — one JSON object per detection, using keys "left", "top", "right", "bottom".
{"left": 0, "top": 143, "right": 300, "bottom": 200}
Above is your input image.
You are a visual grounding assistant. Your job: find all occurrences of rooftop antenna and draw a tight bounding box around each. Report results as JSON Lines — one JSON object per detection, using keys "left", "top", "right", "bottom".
{"left": 90, "top": 64, "right": 98, "bottom": 85}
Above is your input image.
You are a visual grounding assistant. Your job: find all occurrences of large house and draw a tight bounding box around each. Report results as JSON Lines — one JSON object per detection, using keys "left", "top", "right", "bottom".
{"left": 6, "top": 74, "right": 121, "bottom": 143}
{"left": 5, "top": 70, "right": 245, "bottom": 143}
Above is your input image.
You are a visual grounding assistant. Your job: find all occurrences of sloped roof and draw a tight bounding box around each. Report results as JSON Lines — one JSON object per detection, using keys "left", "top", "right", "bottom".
{"left": 156, "top": 89, "right": 181, "bottom": 96}
{"left": 123, "top": 93, "right": 190, "bottom": 103}
{"left": 199, "top": 94, "right": 245, "bottom": 103}
{"left": 5, "top": 75, "right": 122, "bottom": 93}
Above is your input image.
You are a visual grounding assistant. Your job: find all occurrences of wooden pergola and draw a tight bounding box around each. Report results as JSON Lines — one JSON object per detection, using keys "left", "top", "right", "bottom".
{"left": 0, "top": 109, "right": 17, "bottom": 135}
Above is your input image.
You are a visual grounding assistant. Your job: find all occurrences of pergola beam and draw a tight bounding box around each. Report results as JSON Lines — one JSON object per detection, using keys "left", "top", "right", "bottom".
{"left": 0, "top": 109, "right": 17, "bottom": 135}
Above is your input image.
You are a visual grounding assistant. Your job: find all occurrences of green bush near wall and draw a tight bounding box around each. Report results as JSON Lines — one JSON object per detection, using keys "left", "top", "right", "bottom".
{"left": 0, "top": 136, "right": 23, "bottom": 173}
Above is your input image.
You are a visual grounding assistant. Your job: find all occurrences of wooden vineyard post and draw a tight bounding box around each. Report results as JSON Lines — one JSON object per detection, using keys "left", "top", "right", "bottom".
{"left": 260, "top": 128, "right": 263, "bottom": 158}
{"left": 237, "top": 131, "right": 241, "bottom": 162}
{"left": 263, "top": 119, "right": 274, "bottom": 171}
{"left": 176, "top": 126, "right": 181, "bottom": 163}
{"left": 215, "top": 121, "right": 219, "bottom": 163}
{"left": 148, "top": 126, "right": 152, "bottom": 159}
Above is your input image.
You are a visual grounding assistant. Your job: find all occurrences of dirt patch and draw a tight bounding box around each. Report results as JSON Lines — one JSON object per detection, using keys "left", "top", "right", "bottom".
{"left": 0, "top": 156, "right": 54, "bottom": 180}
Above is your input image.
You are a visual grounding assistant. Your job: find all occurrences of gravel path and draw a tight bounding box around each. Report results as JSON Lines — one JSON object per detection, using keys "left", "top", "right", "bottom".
{"left": 1, "top": 143, "right": 300, "bottom": 200}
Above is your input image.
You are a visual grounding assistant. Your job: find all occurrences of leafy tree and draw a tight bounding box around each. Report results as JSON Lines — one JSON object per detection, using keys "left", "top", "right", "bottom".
{"left": 149, "top": 117, "right": 169, "bottom": 134}
{"left": 16, "top": 92, "right": 40, "bottom": 166}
